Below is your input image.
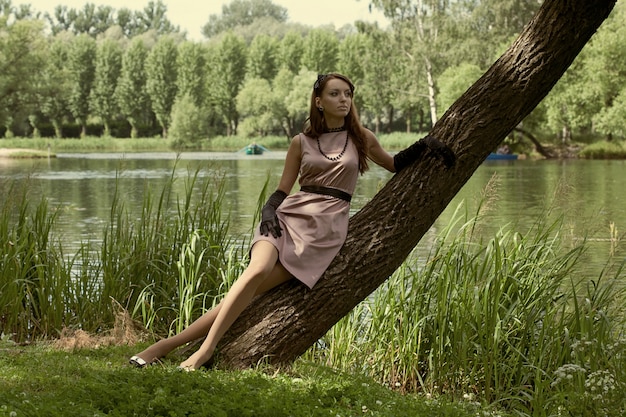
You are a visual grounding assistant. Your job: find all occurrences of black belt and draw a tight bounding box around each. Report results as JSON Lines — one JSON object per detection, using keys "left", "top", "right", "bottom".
{"left": 301, "top": 185, "right": 352, "bottom": 202}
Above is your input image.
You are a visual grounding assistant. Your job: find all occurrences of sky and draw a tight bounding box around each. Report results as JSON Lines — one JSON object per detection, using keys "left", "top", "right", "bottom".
{"left": 22, "top": 0, "right": 390, "bottom": 40}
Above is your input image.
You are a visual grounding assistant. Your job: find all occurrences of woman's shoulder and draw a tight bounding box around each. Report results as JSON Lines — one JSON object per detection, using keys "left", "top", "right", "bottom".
{"left": 360, "top": 127, "right": 379, "bottom": 146}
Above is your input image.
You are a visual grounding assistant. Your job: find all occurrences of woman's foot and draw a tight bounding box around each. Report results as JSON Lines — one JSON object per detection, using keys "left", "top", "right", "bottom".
{"left": 179, "top": 350, "right": 212, "bottom": 371}
{"left": 129, "top": 340, "right": 168, "bottom": 367}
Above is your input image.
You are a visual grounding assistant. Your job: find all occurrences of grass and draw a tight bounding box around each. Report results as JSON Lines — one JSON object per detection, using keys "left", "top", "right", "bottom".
{"left": 0, "top": 340, "right": 504, "bottom": 417}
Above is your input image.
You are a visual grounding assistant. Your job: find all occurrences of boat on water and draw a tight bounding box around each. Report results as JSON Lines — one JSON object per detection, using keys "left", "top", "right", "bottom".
{"left": 239, "top": 143, "right": 270, "bottom": 155}
{"left": 486, "top": 153, "right": 518, "bottom": 160}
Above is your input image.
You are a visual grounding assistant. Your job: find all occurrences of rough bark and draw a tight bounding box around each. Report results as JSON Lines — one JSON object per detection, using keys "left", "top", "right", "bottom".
{"left": 216, "top": 0, "right": 616, "bottom": 369}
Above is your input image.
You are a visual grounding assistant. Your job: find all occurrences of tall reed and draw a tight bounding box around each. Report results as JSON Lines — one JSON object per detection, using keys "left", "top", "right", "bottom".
{"left": 0, "top": 165, "right": 245, "bottom": 342}
{"left": 305, "top": 200, "right": 626, "bottom": 415}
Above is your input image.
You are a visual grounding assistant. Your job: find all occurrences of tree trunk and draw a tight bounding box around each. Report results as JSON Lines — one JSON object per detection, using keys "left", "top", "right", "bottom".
{"left": 513, "top": 126, "right": 556, "bottom": 159}
{"left": 215, "top": 0, "right": 616, "bottom": 369}
{"left": 425, "top": 56, "right": 438, "bottom": 125}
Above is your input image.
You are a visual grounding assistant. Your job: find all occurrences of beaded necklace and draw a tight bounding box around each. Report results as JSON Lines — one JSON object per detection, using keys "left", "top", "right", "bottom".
{"left": 317, "top": 131, "right": 349, "bottom": 162}
{"left": 326, "top": 125, "right": 345, "bottom": 133}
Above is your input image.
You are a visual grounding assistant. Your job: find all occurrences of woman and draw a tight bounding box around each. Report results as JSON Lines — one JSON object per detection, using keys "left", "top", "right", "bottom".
{"left": 129, "top": 73, "right": 454, "bottom": 371}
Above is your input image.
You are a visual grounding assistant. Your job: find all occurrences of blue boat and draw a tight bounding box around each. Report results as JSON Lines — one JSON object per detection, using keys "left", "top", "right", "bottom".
{"left": 486, "top": 153, "right": 518, "bottom": 160}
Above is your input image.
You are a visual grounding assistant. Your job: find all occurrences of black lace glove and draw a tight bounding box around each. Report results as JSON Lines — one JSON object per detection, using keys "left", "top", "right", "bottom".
{"left": 259, "top": 190, "right": 287, "bottom": 238}
{"left": 422, "top": 135, "right": 456, "bottom": 168}
{"left": 393, "top": 135, "right": 456, "bottom": 172}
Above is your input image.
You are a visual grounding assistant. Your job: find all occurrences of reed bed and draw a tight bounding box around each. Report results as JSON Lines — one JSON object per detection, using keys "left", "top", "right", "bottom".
{"left": 0, "top": 165, "right": 248, "bottom": 341}
{"left": 305, "top": 201, "right": 626, "bottom": 415}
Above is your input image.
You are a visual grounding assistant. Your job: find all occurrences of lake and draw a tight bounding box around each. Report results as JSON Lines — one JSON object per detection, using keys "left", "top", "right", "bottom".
{"left": 1, "top": 152, "right": 624, "bottom": 279}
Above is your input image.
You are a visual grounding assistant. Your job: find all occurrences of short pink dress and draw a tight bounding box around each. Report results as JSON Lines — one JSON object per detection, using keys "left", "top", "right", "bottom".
{"left": 251, "top": 131, "right": 359, "bottom": 288}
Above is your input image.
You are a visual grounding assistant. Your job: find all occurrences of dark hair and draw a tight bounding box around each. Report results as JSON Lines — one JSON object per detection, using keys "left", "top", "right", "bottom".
{"left": 303, "top": 73, "right": 369, "bottom": 174}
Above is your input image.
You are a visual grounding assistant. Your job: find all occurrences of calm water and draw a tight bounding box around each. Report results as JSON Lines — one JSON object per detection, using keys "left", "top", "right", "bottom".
{"left": 1, "top": 152, "right": 625, "bottom": 278}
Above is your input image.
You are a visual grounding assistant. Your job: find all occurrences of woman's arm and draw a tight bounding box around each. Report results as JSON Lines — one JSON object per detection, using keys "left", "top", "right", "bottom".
{"left": 364, "top": 129, "right": 396, "bottom": 173}
{"left": 276, "top": 135, "right": 302, "bottom": 193}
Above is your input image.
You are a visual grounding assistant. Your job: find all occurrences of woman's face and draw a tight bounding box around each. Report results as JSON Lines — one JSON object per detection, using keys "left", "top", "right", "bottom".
{"left": 316, "top": 78, "right": 353, "bottom": 121}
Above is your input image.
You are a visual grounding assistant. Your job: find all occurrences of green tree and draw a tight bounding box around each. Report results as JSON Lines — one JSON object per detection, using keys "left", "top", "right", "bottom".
{"left": 247, "top": 34, "right": 279, "bottom": 81}
{"left": 543, "top": 54, "right": 596, "bottom": 144}
{"left": 72, "top": 3, "right": 114, "bottom": 36}
{"left": 115, "top": 38, "right": 150, "bottom": 138}
{"left": 202, "top": 0, "right": 288, "bottom": 38}
{"left": 146, "top": 36, "right": 178, "bottom": 137}
{"left": 176, "top": 41, "right": 206, "bottom": 108}
{"left": 135, "top": 0, "right": 179, "bottom": 35}
{"left": 278, "top": 30, "right": 304, "bottom": 73}
{"left": 236, "top": 77, "right": 279, "bottom": 136}
{"left": 67, "top": 34, "right": 96, "bottom": 137}
{"left": 169, "top": 93, "right": 207, "bottom": 147}
{"left": 39, "top": 38, "right": 71, "bottom": 138}
{"left": 211, "top": 32, "right": 247, "bottom": 135}
{"left": 90, "top": 39, "right": 123, "bottom": 136}
{"left": 0, "top": 17, "right": 46, "bottom": 136}
{"left": 587, "top": 2, "right": 626, "bottom": 140}
{"left": 358, "top": 26, "right": 394, "bottom": 133}
{"left": 276, "top": 68, "right": 315, "bottom": 138}
{"left": 337, "top": 32, "right": 368, "bottom": 90}
{"left": 436, "top": 63, "right": 483, "bottom": 118}
{"left": 301, "top": 28, "right": 339, "bottom": 74}
{"left": 371, "top": 0, "right": 456, "bottom": 125}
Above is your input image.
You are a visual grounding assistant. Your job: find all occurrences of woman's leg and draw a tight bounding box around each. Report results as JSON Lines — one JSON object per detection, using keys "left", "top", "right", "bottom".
{"left": 179, "top": 241, "right": 292, "bottom": 370}
{"left": 131, "top": 241, "right": 291, "bottom": 365}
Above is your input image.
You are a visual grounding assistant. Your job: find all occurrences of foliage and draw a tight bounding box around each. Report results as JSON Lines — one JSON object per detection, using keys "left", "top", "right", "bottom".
{"left": 169, "top": 94, "right": 209, "bottom": 148}
{"left": 237, "top": 77, "right": 281, "bottom": 137}
{"left": 115, "top": 37, "right": 150, "bottom": 138}
{"left": 145, "top": 36, "right": 178, "bottom": 137}
{"left": 1, "top": 0, "right": 625, "bottom": 155}
{"left": 66, "top": 34, "right": 96, "bottom": 136}
{"left": 45, "top": 0, "right": 179, "bottom": 38}
{"left": 211, "top": 33, "right": 248, "bottom": 135}
{"left": 90, "top": 39, "right": 122, "bottom": 136}
{"left": 300, "top": 28, "right": 339, "bottom": 74}
{"left": 436, "top": 63, "right": 483, "bottom": 118}
{"left": 175, "top": 41, "right": 206, "bottom": 108}
{"left": 0, "top": 18, "right": 47, "bottom": 134}
{"left": 202, "top": 0, "right": 288, "bottom": 38}
{"left": 247, "top": 34, "right": 280, "bottom": 80}
{"left": 38, "top": 38, "right": 71, "bottom": 138}
{"left": 578, "top": 140, "right": 626, "bottom": 159}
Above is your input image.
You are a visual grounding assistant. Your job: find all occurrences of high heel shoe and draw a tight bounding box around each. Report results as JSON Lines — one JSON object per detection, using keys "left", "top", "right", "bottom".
{"left": 129, "top": 355, "right": 154, "bottom": 368}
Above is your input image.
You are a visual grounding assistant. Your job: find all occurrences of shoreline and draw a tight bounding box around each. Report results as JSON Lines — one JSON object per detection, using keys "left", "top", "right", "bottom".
{"left": 0, "top": 147, "right": 55, "bottom": 158}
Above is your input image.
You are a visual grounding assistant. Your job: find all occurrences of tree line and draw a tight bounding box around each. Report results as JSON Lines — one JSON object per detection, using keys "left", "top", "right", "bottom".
{"left": 0, "top": 0, "right": 624, "bottom": 146}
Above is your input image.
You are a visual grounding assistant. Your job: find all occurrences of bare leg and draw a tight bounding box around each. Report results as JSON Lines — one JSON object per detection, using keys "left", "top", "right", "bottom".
{"left": 179, "top": 241, "right": 292, "bottom": 370}
{"left": 131, "top": 241, "right": 291, "bottom": 365}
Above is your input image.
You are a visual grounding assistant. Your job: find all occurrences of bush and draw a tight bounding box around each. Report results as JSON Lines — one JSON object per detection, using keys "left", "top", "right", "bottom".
{"left": 169, "top": 94, "right": 208, "bottom": 148}
{"left": 578, "top": 140, "right": 626, "bottom": 159}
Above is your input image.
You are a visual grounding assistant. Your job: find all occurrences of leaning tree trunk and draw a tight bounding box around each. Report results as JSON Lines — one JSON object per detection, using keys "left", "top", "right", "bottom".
{"left": 215, "top": 0, "right": 616, "bottom": 369}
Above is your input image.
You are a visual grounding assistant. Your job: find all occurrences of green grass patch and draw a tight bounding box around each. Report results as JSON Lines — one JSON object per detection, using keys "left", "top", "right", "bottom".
{"left": 579, "top": 140, "right": 626, "bottom": 159}
{"left": 0, "top": 342, "right": 497, "bottom": 417}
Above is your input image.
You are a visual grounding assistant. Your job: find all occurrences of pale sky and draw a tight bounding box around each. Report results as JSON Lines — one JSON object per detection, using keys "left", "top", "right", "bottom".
{"left": 22, "top": 0, "right": 389, "bottom": 40}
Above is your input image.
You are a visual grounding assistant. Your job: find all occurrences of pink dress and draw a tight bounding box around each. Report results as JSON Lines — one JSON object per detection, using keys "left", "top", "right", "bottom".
{"left": 251, "top": 131, "right": 359, "bottom": 288}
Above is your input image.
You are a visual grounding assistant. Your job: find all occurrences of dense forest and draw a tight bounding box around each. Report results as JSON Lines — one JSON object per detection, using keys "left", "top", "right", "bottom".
{"left": 0, "top": 0, "right": 624, "bottom": 149}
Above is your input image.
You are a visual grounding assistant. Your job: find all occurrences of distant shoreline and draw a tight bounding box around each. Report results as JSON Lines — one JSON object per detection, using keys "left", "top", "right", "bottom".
{"left": 0, "top": 148, "right": 54, "bottom": 158}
